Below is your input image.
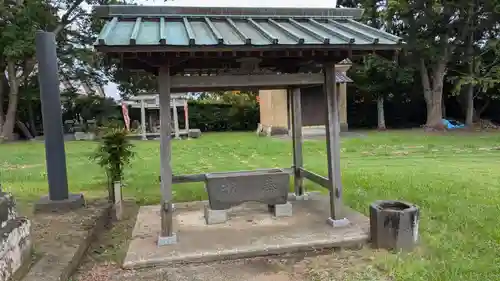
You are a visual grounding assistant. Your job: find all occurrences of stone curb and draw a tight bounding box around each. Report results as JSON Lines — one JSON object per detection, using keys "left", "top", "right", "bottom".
{"left": 123, "top": 234, "right": 368, "bottom": 269}
{"left": 22, "top": 204, "right": 111, "bottom": 281}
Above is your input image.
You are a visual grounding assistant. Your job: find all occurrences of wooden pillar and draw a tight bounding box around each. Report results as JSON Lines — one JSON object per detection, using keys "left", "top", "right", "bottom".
{"left": 148, "top": 112, "right": 154, "bottom": 133}
{"left": 323, "top": 64, "right": 345, "bottom": 224}
{"left": 290, "top": 88, "right": 304, "bottom": 196}
{"left": 172, "top": 99, "right": 180, "bottom": 139}
{"left": 140, "top": 99, "right": 147, "bottom": 140}
{"left": 158, "top": 66, "right": 176, "bottom": 244}
{"left": 338, "top": 83, "right": 348, "bottom": 131}
{"left": 184, "top": 99, "right": 190, "bottom": 132}
{"left": 286, "top": 90, "right": 292, "bottom": 135}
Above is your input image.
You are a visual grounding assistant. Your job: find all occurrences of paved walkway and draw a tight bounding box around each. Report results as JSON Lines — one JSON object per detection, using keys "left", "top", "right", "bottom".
{"left": 273, "top": 128, "right": 366, "bottom": 140}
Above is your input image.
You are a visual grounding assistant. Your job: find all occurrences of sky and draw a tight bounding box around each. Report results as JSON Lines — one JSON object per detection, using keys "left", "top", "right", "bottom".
{"left": 101, "top": 0, "right": 339, "bottom": 99}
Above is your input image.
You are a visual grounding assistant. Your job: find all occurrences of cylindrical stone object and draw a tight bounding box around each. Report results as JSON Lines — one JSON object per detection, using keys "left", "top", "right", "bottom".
{"left": 35, "top": 31, "right": 69, "bottom": 201}
{"left": 369, "top": 200, "right": 419, "bottom": 251}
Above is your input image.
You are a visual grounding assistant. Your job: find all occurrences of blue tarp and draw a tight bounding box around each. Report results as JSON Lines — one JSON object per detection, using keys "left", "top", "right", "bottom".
{"left": 442, "top": 119, "right": 466, "bottom": 129}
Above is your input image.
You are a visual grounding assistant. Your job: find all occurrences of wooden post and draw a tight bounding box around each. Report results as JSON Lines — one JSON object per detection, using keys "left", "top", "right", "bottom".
{"left": 286, "top": 90, "right": 292, "bottom": 136}
{"left": 338, "top": 83, "right": 348, "bottom": 131}
{"left": 113, "top": 181, "right": 123, "bottom": 220}
{"left": 290, "top": 88, "right": 304, "bottom": 196}
{"left": 148, "top": 112, "right": 154, "bottom": 133}
{"left": 140, "top": 99, "right": 147, "bottom": 140}
{"left": 172, "top": 98, "right": 180, "bottom": 139}
{"left": 158, "top": 65, "right": 176, "bottom": 244}
{"left": 184, "top": 99, "right": 190, "bottom": 132}
{"left": 324, "top": 64, "right": 346, "bottom": 225}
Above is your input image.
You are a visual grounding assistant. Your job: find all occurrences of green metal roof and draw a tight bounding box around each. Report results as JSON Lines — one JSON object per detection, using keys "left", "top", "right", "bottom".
{"left": 335, "top": 72, "right": 352, "bottom": 83}
{"left": 94, "top": 6, "right": 402, "bottom": 49}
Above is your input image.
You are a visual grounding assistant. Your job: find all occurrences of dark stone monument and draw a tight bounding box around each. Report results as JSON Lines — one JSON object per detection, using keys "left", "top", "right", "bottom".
{"left": 33, "top": 31, "right": 85, "bottom": 213}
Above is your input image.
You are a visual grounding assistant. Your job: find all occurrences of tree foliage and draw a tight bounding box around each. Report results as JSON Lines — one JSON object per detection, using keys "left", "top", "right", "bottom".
{"left": 350, "top": 54, "right": 414, "bottom": 99}
{"left": 196, "top": 91, "right": 259, "bottom": 106}
{"left": 62, "top": 93, "right": 120, "bottom": 128}
{"left": 92, "top": 127, "right": 134, "bottom": 202}
{"left": 452, "top": 40, "right": 500, "bottom": 95}
{"left": 0, "top": 0, "right": 126, "bottom": 142}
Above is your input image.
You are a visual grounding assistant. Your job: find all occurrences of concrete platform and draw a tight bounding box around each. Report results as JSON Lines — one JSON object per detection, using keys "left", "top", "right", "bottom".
{"left": 123, "top": 195, "right": 369, "bottom": 269}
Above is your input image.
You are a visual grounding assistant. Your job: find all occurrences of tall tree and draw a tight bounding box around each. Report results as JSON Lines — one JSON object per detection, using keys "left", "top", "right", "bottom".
{"left": 350, "top": 54, "right": 413, "bottom": 129}
{"left": 449, "top": 6, "right": 500, "bottom": 126}
{"left": 451, "top": 38, "right": 500, "bottom": 123}
{"left": 386, "top": 0, "right": 486, "bottom": 129}
{"left": 0, "top": 0, "right": 121, "bottom": 142}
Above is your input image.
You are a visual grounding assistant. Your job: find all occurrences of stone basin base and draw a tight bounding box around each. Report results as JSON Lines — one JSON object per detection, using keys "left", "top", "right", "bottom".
{"left": 123, "top": 194, "right": 369, "bottom": 269}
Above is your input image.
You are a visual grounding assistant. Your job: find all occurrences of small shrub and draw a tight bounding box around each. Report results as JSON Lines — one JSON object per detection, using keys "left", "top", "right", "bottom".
{"left": 91, "top": 127, "right": 135, "bottom": 202}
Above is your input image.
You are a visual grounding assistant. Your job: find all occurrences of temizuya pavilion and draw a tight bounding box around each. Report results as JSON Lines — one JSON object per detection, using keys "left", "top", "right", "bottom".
{"left": 93, "top": 5, "right": 401, "bottom": 246}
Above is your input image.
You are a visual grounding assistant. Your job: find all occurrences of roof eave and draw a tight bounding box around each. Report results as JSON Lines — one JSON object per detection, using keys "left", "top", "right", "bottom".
{"left": 93, "top": 44, "right": 403, "bottom": 53}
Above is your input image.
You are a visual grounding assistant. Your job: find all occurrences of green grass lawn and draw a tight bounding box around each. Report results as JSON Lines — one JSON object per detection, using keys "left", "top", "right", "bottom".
{"left": 1, "top": 130, "right": 500, "bottom": 281}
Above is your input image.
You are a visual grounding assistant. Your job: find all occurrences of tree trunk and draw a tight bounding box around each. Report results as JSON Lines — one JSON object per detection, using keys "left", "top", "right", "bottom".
{"left": 27, "top": 101, "right": 37, "bottom": 136}
{"left": 0, "top": 62, "right": 20, "bottom": 142}
{"left": 441, "top": 93, "right": 446, "bottom": 118}
{"left": 16, "top": 121, "right": 33, "bottom": 140}
{"left": 0, "top": 63, "right": 6, "bottom": 132}
{"left": 107, "top": 174, "right": 115, "bottom": 203}
{"left": 426, "top": 94, "right": 443, "bottom": 129}
{"left": 465, "top": 32, "right": 475, "bottom": 127}
{"left": 458, "top": 93, "right": 488, "bottom": 123}
{"left": 0, "top": 72, "right": 4, "bottom": 132}
{"left": 465, "top": 86, "right": 474, "bottom": 126}
{"left": 376, "top": 96, "right": 386, "bottom": 130}
{"left": 475, "top": 99, "right": 490, "bottom": 121}
{"left": 420, "top": 59, "right": 446, "bottom": 130}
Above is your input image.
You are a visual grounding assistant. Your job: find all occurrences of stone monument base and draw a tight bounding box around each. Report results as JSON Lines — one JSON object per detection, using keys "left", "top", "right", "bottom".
{"left": 33, "top": 193, "right": 85, "bottom": 213}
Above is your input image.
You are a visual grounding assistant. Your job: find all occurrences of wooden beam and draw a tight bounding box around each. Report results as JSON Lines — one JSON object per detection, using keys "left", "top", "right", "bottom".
{"left": 172, "top": 173, "right": 206, "bottom": 184}
{"left": 286, "top": 89, "right": 292, "bottom": 132}
{"left": 172, "top": 98, "right": 180, "bottom": 139}
{"left": 158, "top": 65, "right": 174, "bottom": 239}
{"left": 290, "top": 88, "right": 304, "bottom": 196}
{"left": 323, "top": 63, "right": 342, "bottom": 220}
{"left": 183, "top": 99, "right": 190, "bottom": 132}
{"left": 299, "top": 168, "right": 330, "bottom": 190}
{"left": 170, "top": 73, "right": 323, "bottom": 92}
{"left": 140, "top": 99, "right": 147, "bottom": 140}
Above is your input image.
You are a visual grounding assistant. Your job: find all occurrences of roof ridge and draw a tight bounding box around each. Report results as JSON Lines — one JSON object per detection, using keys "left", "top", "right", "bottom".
{"left": 94, "top": 5, "right": 364, "bottom": 19}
